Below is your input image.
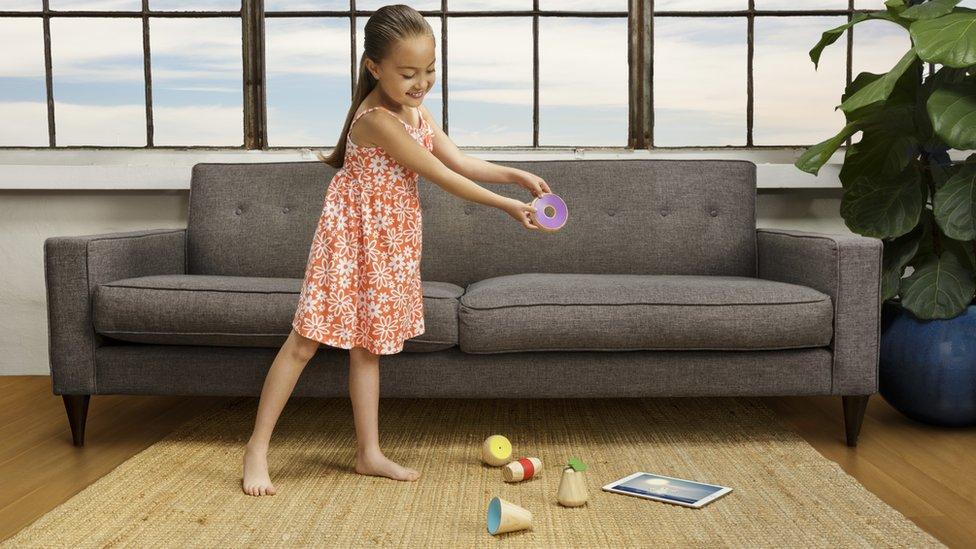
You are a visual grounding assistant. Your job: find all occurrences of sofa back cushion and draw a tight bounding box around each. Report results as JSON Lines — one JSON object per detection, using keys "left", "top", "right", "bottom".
{"left": 187, "top": 159, "right": 757, "bottom": 283}
{"left": 187, "top": 162, "right": 330, "bottom": 277}
{"left": 419, "top": 159, "right": 757, "bottom": 287}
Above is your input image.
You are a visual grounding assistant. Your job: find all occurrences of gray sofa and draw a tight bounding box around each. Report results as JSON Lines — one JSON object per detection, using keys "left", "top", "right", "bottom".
{"left": 44, "top": 159, "right": 882, "bottom": 448}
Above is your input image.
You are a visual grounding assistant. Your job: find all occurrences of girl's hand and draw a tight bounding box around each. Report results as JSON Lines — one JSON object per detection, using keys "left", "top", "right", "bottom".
{"left": 510, "top": 168, "right": 551, "bottom": 198}
{"left": 501, "top": 198, "right": 540, "bottom": 230}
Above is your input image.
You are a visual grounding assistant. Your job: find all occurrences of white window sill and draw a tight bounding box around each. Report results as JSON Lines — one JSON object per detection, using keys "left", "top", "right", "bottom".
{"left": 1, "top": 146, "right": 952, "bottom": 190}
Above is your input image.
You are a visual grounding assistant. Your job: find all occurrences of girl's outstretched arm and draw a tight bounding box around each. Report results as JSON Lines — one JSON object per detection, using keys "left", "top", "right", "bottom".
{"left": 354, "top": 107, "right": 541, "bottom": 230}
{"left": 420, "top": 105, "right": 551, "bottom": 198}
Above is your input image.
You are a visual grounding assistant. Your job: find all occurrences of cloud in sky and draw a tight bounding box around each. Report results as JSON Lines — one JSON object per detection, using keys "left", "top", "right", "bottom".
{"left": 3, "top": 0, "right": 967, "bottom": 147}
{"left": 0, "top": 101, "right": 49, "bottom": 146}
{"left": 0, "top": 100, "right": 244, "bottom": 145}
{"left": 654, "top": 17, "right": 747, "bottom": 145}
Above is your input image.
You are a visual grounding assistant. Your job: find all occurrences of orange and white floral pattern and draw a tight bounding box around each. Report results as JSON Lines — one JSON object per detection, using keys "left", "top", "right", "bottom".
{"left": 292, "top": 105, "right": 432, "bottom": 355}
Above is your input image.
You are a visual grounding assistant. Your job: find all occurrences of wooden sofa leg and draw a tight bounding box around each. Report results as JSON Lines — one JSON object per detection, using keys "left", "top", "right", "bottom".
{"left": 842, "top": 395, "right": 869, "bottom": 447}
{"left": 62, "top": 394, "right": 91, "bottom": 447}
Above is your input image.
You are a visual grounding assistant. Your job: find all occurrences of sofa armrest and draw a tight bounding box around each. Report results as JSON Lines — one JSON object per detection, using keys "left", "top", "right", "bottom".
{"left": 44, "top": 228, "right": 187, "bottom": 395}
{"left": 756, "top": 228, "right": 883, "bottom": 395}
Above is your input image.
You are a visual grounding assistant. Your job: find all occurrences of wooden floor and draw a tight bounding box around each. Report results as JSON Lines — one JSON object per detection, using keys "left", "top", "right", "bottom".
{"left": 1, "top": 376, "right": 974, "bottom": 547}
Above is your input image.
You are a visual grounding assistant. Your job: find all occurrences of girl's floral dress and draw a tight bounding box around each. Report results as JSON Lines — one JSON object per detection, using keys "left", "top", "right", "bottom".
{"left": 292, "top": 105, "right": 432, "bottom": 355}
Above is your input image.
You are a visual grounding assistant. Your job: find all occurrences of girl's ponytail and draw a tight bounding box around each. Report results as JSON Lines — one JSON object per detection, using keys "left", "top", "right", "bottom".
{"left": 317, "top": 55, "right": 377, "bottom": 168}
{"left": 316, "top": 4, "right": 432, "bottom": 169}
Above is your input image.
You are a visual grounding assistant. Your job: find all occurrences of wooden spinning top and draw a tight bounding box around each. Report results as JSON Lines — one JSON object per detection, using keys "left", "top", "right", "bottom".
{"left": 502, "top": 457, "right": 543, "bottom": 482}
{"left": 481, "top": 435, "right": 512, "bottom": 466}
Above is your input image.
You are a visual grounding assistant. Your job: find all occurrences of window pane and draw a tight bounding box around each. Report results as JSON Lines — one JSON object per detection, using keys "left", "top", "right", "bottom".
{"left": 447, "top": 17, "right": 531, "bottom": 146}
{"left": 0, "top": 0, "right": 39, "bottom": 9}
{"left": 150, "top": 0, "right": 240, "bottom": 9}
{"left": 539, "top": 0, "right": 625, "bottom": 10}
{"left": 757, "top": 0, "right": 846, "bottom": 9}
{"left": 50, "top": 18, "right": 146, "bottom": 145}
{"left": 50, "top": 0, "right": 140, "bottom": 10}
{"left": 450, "top": 0, "right": 530, "bottom": 8}
{"left": 655, "top": 0, "right": 745, "bottom": 10}
{"left": 355, "top": 16, "right": 442, "bottom": 127}
{"left": 266, "top": 18, "right": 350, "bottom": 146}
{"left": 653, "top": 17, "right": 746, "bottom": 146}
{"left": 852, "top": 18, "right": 912, "bottom": 75}
{"left": 540, "top": 17, "right": 627, "bottom": 146}
{"left": 265, "top": 0, "right": 347, "bottom": 10}
{"left": 754, "top": 16, "right": 847, "bottom": 145}
{"left": 0, "top": 18, "right": 47, "bottom": 145}
{"left": 357, "top": 0, "right": 439, "bottom": 9}
{"left": 150, "top": 18, "right": 242, "bottom": 145}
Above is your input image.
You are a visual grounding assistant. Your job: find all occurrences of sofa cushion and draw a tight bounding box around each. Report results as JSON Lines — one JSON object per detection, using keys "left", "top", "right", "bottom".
{"left": 458, "top": 273, "right": 832, "bottom": 353}
{"left": 187, "top": 163, "right": 330, "bottom": 278}
{"left": 93, "top": 275, "right": 462, "bottom": 352}
{"left": 419, "top": 159, "right": 758, "bottom": 287}
{"left": 187, "top": 160, "right": 757, "bottom": 284}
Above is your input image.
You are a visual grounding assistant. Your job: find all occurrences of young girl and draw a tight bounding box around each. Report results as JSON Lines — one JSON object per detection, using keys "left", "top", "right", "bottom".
{"left": 242, "top": 4, "right": 551, "bottom": 496}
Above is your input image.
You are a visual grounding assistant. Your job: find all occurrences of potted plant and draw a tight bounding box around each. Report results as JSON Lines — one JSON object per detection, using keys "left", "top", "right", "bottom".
{"left": 796, "top": 0, "right": 976, "bottom": 426}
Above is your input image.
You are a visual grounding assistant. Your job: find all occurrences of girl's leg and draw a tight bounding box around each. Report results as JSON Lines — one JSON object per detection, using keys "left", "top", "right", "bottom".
{"left": 242, "top": 329, "right": 320, "bottom": 496}
{"left": 349, "top": 345, "right": 420, "bottom": 481}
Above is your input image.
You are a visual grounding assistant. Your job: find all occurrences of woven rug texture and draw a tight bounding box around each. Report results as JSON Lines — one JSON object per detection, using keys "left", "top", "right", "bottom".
{"left": 2, "top": 397, "right": 943, "bottom": 548}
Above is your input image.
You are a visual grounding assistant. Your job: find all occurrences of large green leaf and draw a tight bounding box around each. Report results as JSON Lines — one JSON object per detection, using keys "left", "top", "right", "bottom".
{"left": 884, "top": 0, "right": 909, "bottom": 16}
{"left": 857, "top": 102, "right": 918, "bottom": 135}
{"left": 927, "top": 147, "right": 955, "bottom": 190}
{"left": 925, "top": 65, "right": 972, "bottom": 88}
{"left": 901, "top": 0, "right": 962, "bottom": 20}
{"left": 920, "top": 67, "right": 971, "bottom": 150}
{"left": 945, "top": 234, "right": 976, "bottom": 274}
{"left": 795, "top": 121, "right": 859, "bottom": 175}
{"left": 933, "top": 158, "right": 976, "bottom": 240}
{"left": 882, "top": 224, "right": 924, "bottom": 300}
{"left": 840, "top": 134, "right": 919, "bottom": 189}
{"left": 809, "top": 12, "right": 905, "bottom": 70}
{"left": 885, "top": 0, "right": 906, "bottom": 10}
{"left": 841, "top": 166, "right": 925, "bottom": 238}
{"left": 899, "top": 248, "right": 976, "bottom": 319}
{"left": 841, "top": 66, "right": 917, "bottom": 123}
{"left": 839, "top": 104, "right": 919, "bottom": 188}
{"left": 927, "top": 80, "right": 976, "bottom": 150}
{"left": 839, "top": 50, "right": 919, "bottom": 115}
{"left": 912, "top": 208, "right": 937, "bottom": 262}
{"left": 909, "top": 11, "right": 976, "bottom": 68}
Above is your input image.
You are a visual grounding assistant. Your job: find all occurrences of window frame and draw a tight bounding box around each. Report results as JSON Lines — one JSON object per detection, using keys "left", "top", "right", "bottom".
{"left": 0, "top": 0, "right": 902, "bottom": 150}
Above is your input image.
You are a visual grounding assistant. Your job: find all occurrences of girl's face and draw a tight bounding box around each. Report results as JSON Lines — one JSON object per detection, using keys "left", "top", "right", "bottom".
{"left": 366, "top": 34, "right": 436, "bottom": 108}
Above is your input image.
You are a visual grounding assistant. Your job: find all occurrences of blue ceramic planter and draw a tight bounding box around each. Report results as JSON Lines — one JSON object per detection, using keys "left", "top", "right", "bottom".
{"left": 879, "top": 301, "right": 976, "bottom": 427}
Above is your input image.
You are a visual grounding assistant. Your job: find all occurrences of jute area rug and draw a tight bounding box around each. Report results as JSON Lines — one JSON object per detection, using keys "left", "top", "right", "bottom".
{"left": 4, "top": 397, "right": 942, "bottom": 548}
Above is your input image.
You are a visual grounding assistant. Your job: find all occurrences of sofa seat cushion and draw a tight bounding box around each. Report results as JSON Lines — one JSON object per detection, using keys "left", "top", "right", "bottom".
{"left": 458, "top": 273, "right": 832, "bottom": 353}
{"left": 93, "top": 275, "right": 462, "bottom": 352}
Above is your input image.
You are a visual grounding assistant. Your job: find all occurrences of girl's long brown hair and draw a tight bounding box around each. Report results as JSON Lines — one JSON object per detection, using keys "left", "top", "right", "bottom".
{"left": 317, "top": 4, "right": 433, "bottom": 169}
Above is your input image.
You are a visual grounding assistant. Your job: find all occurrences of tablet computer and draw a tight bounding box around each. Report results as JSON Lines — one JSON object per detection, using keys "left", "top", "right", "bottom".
{"left": 602, "top": 472, "right": 732, "bottom": 508}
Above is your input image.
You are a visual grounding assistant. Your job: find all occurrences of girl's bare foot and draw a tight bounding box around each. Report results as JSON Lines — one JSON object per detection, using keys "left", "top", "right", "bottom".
{"left": 355, "top": 449, "right": 420, "bottom": 481}
{"left": 242, "top": 442, "right": 277, "bottom": 496}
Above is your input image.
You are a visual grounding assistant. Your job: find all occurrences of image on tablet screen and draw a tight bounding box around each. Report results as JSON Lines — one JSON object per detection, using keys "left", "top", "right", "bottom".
{"left": 614, "top": 474, "right": 723, "bottom": 504}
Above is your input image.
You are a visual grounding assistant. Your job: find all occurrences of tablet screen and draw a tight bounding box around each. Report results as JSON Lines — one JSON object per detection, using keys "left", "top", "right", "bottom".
{"left": 609, "top": 473, "right": 726, "bottom": 505}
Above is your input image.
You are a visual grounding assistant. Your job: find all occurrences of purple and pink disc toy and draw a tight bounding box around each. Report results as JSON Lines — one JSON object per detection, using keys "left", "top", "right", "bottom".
{"left": 529, "top": 192, "right": 568, "bottom": 232}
